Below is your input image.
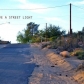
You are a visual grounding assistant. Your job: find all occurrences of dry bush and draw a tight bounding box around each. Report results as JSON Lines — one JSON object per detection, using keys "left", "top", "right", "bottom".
{"left": 60, "top": 51, "right": 70, "bottom": 57}
{"left": 41, "top": 42, "right": 51, "bottom": 49}
{"left": 70, "top": 48, "right": 84, "bottom": 60}
{"left": 70, "top": 48, "right": 83, "bottom": 56}
{"left": 50, "top": 35, "right": 84, "bottom": 52}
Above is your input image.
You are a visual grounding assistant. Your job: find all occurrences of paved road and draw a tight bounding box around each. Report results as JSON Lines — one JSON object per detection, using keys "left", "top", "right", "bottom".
{"left": 0, "top": 44, "right": 36, "bottom": 84}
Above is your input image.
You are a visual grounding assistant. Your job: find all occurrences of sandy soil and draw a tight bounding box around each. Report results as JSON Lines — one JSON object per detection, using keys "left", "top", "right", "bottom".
{"left": 28, "top": 43, "right": 84, "bottom": 84}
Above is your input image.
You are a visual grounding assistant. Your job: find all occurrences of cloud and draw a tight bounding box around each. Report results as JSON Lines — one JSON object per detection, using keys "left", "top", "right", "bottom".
{"left": 9, "top": 0, "right": 26, "bottom": 3}
{"left": 12, "top": 0, "right": 50, "bottom": 14}
{"left": 69, "top": 0, "right": 84, "bottom": 5}
{"left": 18, "top": 4, "right": 48, "bottom": 13}
{"left": 17, "top": 0, "right": 26, "bottom": 4}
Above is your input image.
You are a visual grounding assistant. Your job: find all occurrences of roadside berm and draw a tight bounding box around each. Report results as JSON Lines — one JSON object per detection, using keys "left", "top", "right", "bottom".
{"left": 29, "top": 43, "right": 84, "bottom": 84}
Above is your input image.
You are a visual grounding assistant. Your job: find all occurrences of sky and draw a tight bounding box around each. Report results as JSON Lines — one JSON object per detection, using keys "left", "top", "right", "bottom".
{"left": 0, "top": 0, "right": 84, "bottom": 43}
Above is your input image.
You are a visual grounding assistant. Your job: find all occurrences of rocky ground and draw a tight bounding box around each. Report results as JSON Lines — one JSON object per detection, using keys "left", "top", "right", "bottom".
{"left": 28, "top": 43, "right": 84, "bottom": 84}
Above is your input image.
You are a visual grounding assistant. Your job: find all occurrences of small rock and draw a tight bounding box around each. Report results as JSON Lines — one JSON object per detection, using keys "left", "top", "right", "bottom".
{"left": 51, "top": 66, "right": 55, "bottom": 67}
{"left": 59, "top": 74, "right": 62, "bottom": 76}
{"left": 55, "top": 64, "right": 57, "bottom": 65}
{"left": 66, "top": 75, "right": 68, "bottom": 77}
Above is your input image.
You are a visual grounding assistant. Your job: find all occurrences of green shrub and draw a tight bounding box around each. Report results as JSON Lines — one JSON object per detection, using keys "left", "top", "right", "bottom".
{"left": 49, "top": 36, "right": 57, "bottom": 41}
{"left": 77, "top": 52, "right": 84, "bottom": 60}
{"left": 31, "top": 37, "right": 41, "bottom": 43}
{"left": 70, "top": 49, "right": 84, "bottom": 60}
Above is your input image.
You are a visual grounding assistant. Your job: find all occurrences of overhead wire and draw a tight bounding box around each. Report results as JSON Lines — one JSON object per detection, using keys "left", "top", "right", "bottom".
{"left": 72, "top": 4, "right": 84, "bottom": 10}
{"left": 0, "top": 4, "right": 70, "bottom": 26}
{"left": 71, "top": 4, "right": 84, "bottom": 20}
{"left": 0, "top": 4, "right": 69, "bottom": 10}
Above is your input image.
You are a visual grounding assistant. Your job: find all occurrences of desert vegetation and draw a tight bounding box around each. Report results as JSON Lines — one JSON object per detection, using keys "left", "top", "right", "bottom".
{"left": 17, "top": 22, "right": 65, "bottom": 43}
{"left": 41, "top": 27, "right": 84, "bottom": 60}
{"left": 17, "top": 22, "right": 84, "bottom": 60}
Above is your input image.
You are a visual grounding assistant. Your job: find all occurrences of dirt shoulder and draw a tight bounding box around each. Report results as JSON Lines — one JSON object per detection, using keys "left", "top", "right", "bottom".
{"left": 28, "top": 43, "right": 84, "bottom": 84}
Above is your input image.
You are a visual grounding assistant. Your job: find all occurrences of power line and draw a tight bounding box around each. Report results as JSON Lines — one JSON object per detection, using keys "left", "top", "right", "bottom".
{"left": 72, "top": 4, "right": 84, "bottom": 10}
{"left": 0, "top": 4, "right": 69, "bottom": 10}
{"left": 2, "top": 22, "right": 47, "bottom": 25}
{"left": 33, "top": 15, "right": 69, "bottom": 19}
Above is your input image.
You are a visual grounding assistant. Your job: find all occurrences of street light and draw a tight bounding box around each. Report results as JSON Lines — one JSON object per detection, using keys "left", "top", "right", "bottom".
{"left": 0, "top": 22, "right": 10, "bottom": 25}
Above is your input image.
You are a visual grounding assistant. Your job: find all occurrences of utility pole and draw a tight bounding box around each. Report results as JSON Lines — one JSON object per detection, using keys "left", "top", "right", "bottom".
{"left": 45, "top": 23, "right": 47, "bottom": 42}
{"left": 32, "top": 24, "right": 33, "bottom": 36}
{"left": 70, "top": 3, "right": 72, "bottom": 35}
{"left": 32, "top": 26, "right": 33, "bottom": 36}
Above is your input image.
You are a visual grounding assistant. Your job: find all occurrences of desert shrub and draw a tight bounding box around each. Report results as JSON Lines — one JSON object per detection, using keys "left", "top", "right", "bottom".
{"left": 41, "top": 44, "right": 47, "bottom": 48}
{"left": 70, "top": 48, "right": 83, "bottom": 56}
{"left": 77, "top": 52, "right": 84, "bottom": 60}
{"left": 50, "top": 42, "right": 57, "bottom": 49}
{"left": 32, "top": 37, "right": 41, "bottom": 43}
{"left": 70, "top": 48, "right": 84, "bottom": 60}
{"left": 49, "top": 36, "right": 57, "bottom": 41}
{"left": 49, "top": 32, "right": 84, "bottom": 52}
{"left": 50, "top": 35, "right": 83, "bottom": 50}
{"left": 41, "top": 42, "right": 51, "bottom": 49}
{"left": 35, "top": 37, "right": 41, "bottom": 43}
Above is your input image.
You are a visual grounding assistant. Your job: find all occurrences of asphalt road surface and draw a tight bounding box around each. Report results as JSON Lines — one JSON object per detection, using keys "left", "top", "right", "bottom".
{"left": 0, "top": 44, "right": 36, "bottom": 84}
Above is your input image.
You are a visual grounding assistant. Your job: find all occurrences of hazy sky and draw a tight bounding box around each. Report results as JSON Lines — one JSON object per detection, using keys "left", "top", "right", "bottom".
{"left": 0, "top": 0, "right": 84, "bottom": 43}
